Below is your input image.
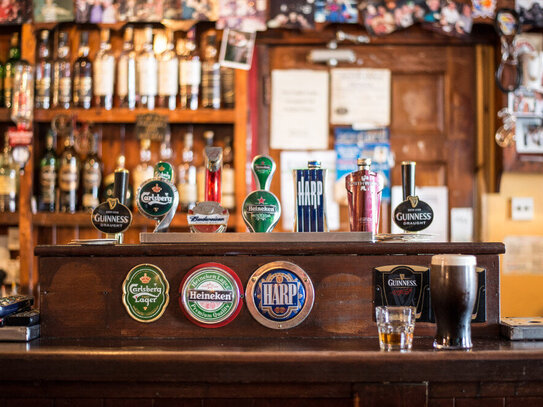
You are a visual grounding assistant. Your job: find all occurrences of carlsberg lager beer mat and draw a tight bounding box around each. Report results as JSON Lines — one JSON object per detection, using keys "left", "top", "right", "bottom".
{"left": 122, "top": 264, "right": 170, "bottom": 323}
{"left": 179, "top": 263, "right": 243, "bottom": 328}
{"left": 246, "top": 261, "right": 315, "bottom": 330}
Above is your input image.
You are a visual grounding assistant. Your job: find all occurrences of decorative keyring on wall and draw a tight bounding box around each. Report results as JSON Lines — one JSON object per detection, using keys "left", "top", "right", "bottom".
{"left": 494, "top": 9, "right": 522, "bottom": 93}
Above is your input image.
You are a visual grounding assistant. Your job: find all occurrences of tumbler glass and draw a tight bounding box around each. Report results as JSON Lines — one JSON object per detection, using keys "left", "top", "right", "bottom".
{"left": 375, "top": 306, "right": 416, "bottom": 351}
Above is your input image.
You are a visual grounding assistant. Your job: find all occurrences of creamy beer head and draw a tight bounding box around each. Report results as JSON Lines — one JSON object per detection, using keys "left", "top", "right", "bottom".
{"left": 431, "top": 254, "right": 476, "bottom": 267}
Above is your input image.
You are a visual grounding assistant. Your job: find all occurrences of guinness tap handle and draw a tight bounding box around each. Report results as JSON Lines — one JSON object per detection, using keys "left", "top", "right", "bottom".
{"left": 114, "top": 169, "right": 129, "bottom": 206}
{"left": 401, "top": 161, "right": 416, "bottom": 200}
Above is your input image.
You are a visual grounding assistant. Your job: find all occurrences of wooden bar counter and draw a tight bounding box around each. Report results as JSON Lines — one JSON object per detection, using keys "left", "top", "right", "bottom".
{"left": 5, "top": 240, "right": 542, "bottom": 406}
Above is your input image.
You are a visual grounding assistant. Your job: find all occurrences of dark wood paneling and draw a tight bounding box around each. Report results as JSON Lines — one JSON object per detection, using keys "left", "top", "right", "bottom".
{"left": 455, "top": 398, "right": 505, "bottom": 407}
{"left": 353, "top": 383, "right": 428, "bottom": 407}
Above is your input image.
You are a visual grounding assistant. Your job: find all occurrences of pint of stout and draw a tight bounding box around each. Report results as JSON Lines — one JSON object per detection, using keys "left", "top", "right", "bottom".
{"left": 430, "top": 254, "right": 477, "bottom": 349}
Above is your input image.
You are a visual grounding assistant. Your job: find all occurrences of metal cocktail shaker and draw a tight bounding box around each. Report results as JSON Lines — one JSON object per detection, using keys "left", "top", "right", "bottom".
{"left": 430, "top": 254, "right": 477, "bottom": 349}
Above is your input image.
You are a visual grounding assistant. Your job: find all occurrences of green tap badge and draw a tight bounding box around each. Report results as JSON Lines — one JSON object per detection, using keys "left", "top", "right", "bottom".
{"left": 242, "top": 155, "right": 281, "bottom": 233}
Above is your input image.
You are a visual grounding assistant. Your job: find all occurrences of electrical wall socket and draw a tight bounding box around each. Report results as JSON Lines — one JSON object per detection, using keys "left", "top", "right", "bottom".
{"left": 511, "top": 197, "right": 534, "bottom": 221}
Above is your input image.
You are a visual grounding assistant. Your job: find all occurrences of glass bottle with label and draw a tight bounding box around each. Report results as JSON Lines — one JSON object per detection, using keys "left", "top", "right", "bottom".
{"left": 158, "top": 29, "right": 178, "bottom": 110}
{"left": 133, "top": 138, "right": 154, "bottom": 192}
{"left": 93, "top": 29, "right": 115, "bottom": 110}
{"left": 201, "top": 29, "right": 221, "bottom": 109}
{"left": 221, "top": 66, "right": 235, "bottom": 108}
{"left": 81, "top": 128, "right": 103, "bottom": 211}
{"left": 73, "top": 31, "right": 92, "bottom": 110}
{"left": 4, "top": 32, "right": 20, "bottom": 109}
{"left": 179, "top": 28, "right": 201, "bottom": 110}
{"left": 117, "top": 26, "right": 137, "bottom": 110}
{"left": 35, "top": 29, "right": 53, "bottom": 110}
{"left": 38, "top": 129, "right": 57, "bottom": 212}
{"left": 0, "top": 60, "right": 4, "bottom": 107}
{"left": 178, "top": 129, "right": 197, "bottom": 211}
{"left": 52, "top": 31, "right": 71, "bottom": 109}
{"left": 160, "top": 126, "right": 173, "bottom": 162}
{"left": 58, "top": 128, "right": 80, "bottom": 213}
{"left": 137, "top": 26, "right": 157, "bottom": 110}
{"left": 196, "top": 130, "right": 214, "bottom": 202}
{"left": 222, "top": 136, "right": 235, "bottom": 209}
{"left": 0, "top": 135, "right": 17, "bottom": 213}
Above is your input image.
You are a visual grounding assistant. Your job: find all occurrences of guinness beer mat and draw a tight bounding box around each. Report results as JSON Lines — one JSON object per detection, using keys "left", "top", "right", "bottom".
{"left": 246, "top": 261, "right": 315, "bottom": 330}
{"left": 122, "top": 264, "right": 170, "bottom": 323}
{"left": 374, "top": 265, "right": 432, "bottom": 322}
{"left": 179, "top": 263, "right": 243, "bottom": 328}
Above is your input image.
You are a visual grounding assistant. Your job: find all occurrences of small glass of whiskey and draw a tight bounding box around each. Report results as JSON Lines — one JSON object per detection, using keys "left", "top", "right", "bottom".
{"left": 375, "top": 306, "right": 416, "bottom": 351}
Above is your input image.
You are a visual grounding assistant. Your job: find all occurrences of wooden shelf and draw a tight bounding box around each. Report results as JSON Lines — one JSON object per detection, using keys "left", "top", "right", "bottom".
{"left": 32, "top": 211, "right": 238, "bottom": 229}
{"left": 0, "top": 108, "right": 11, "bottom": 122}
{"left": 0, "top": 211, "right": 20, "bottom": 226}
{"left": 33, "top": 108, "right": 236, "bottom": 124}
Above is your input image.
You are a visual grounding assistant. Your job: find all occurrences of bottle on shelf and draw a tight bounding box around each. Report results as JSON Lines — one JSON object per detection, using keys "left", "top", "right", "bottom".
{"left": 38, "top": 129, "right": 57, "bottom": 212}
{"left": 179, "top": 28, "right": 201, "bottom": 110}
{"left": 197, "top": 130, "right": 214, "bottom": 202}
{"left": 4, "top": 32, "right": 20, "bottom": 109}
{"left": 137, "top": 25, "right": 157, "bottom": 110}
{"left": 73, "top": 31, "right": 93, "bottom": 110}
{"left": 117, "top": 26, "right": 137, "bottom": 110}
{"left": 81, "top": 127, "right": 103, "bottom": 211}
{"left": 160, "top": 126, "right": 173, "bottom": 162}
{"left": 52, "top": 31, "right": 71, "bottom": 110}
{"left": 58, "top": 126, "right": 80, "bottom": 213}
{"left": 93, "top": 28, "right": 115, "bottom": 111}
{"left": 132, "top": 138, "right": 154, "bottom": 192}
{"left": 103, "top": 154, "right": 133, "bottom": 208}
{"left": 35, "top": 29, "right": 53, "bottom": 110}
{"left": 178, "top": 128, "right": 197, "bottom": 212}
{"left": 222, "top": 136, "right": 235, "bottom": 210}
{"left": 0, "top": 59, "right": 4, "bottom": 107}
{"left": 201, "top": 29, "right": 221, "bottom": 109}
{"left": 158, "top": 29, "right": 178, "bottom": 111}
{"left": 0, "top": 134, "right": 17, "bottom": 213}
{"left": 221, "top": 66, "right": 235, "bottom": 109}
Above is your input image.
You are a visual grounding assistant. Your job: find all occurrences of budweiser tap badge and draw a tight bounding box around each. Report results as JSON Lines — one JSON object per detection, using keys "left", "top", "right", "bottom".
{"left": 246, "top": 261, "right": 315, "bottom": 329}
{"left": 122, "top": 264, "right": 170, "bottom": 323}
{"left": 179, "top": 263, "right": 243, "bottom": 328}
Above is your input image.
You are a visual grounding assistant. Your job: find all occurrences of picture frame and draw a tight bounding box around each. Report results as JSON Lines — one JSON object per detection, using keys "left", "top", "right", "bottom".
{"left": 219, "top": 28, "right": 256, "bottom": 70}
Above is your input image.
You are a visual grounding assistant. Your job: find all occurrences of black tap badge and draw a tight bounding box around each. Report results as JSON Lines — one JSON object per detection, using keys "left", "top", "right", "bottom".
{"left": 393, "top": 195, "right": 434, "bottom": 232}
{"left": 374, "top": 265, "right": 432, "bottom": 322}
{"left": 92, "top": 198, "right": 132, "bottom": 234}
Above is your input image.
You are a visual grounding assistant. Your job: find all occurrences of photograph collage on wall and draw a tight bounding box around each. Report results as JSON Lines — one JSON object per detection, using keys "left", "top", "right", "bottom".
{"left": 421, "top": 0, "right": 473, "bottom": 37}
{"left": 315, "top": 0, "right": 359, "bottom": 23}
{"left": 0, "top": 0, "right": 32, "bottom": 24}
{"left": 267, "top": 0, "right": 315, "bottom": 29}
{"left": 517, "top": 0, "right": 543, "bottom": 27}
{"left": 216, "top": 0, "right": 267, "bottom": 31}
{"left": 34, "top": 0, "right": 74, "bottom": 23}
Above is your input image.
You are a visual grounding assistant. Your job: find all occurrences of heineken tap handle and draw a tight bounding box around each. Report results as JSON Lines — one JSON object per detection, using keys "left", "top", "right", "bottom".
{"left": 251, "top": 155, "right": 276, "bottom": 191}
{"left": 401, "top": 161, "right": 416, "bottom": 200}
{"left": 114, "top": 169, "right": 129, "bottom": 205}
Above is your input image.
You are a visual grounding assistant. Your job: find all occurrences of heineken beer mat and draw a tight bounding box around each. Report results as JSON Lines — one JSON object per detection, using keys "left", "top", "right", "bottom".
{"left": 179, "top": 263, "right": 243, "bottom": 328}
{"left": 246, "top": 261, "right": 315, "bottom": 330}
{"left": 122, "top": 264, "right": 170, "bottom": 323}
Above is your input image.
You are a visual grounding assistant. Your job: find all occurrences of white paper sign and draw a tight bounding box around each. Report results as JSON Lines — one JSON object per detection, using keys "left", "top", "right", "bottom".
{"left": 270, "top": 70, "right": 329, "bottom": 150}
{"left": 391, "top": 186, "right": 448, "bottom": 241}
{"left": 450, "top": 207, "right": 473, "bottom": 242}
{"left": 503, "top": 235, "right": 543, "bottom": 274}
{"left": 331, "top": 68, "right": 391, "bottom": 127}
{"left": 280, "top": 150, "right": 339, "bottom": 231}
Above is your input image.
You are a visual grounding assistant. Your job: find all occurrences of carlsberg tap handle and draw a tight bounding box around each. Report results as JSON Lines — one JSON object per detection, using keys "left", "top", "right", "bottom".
{"left": 401, "top": 161, "right": 416, "bottom": 200}
{"left": 251, "top": 155, "right": 276, "bottom": 191}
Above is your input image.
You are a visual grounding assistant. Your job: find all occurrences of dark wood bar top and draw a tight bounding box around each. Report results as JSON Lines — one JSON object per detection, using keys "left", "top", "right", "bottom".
{"left": 35, "top": 241, "right": 506, "bottom": 257}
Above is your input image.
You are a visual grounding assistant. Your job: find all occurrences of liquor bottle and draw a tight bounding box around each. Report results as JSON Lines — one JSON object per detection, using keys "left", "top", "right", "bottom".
{"left": 221, "top": 66, "right": 235, "bottom": 108}
{"left": 201, "top": 29, "right": 221, "bottom": 109}
{"left": 197, "top": 130, "right": 214, "bottom": 202}
{"left": 132, "top": 138, "right": 154, "bottom": 191}
{"left": 137, "top": 26, "right": 157, "bottom": 110}
{"left": 0, "top": 135, "right": 17, "bottom": 213}
{"left": 222, "top": 136, "right": 235, "bottom": 209}
{"left": 35, "top": 29, "right": 53, "bottom": 110}
{"left": 117, "top": 26, "right": 137, "bottom": 110}
{"left": 177, "top": 129, "right": 197, "bottom": 211}
{"left": 52, "top": 31, "right": 72, "bottom": 109}
{"left": 58, "top": 128, "right": 80, "bottom": 213}
{"left": 73, "top": 31, "right": 92, "bottom": 110}
{"left": 81, "top": 129, "right": 103, "bottom": 211}
{"left": 179, "top": 28, "right": 201, "bottom": 110}
{"left": 38, "top": 129, "right": 57, "bottom": 212}
{"left": 160, "top": 126, "right": 173, "bottom": 162}
{"left": 4, "top": 32, "right": 20, "bottom": 109}
{"left": 93, "top": 29, "right": 115, "bottom": 110}
{"left": 103, "top": 155, "right": 134, "bottom": 208}
{"left": 157, "top": 29, "right": 178, "bottom": 110}
{"left": 0, "top": 60, "right": 4, "bottom": 107}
